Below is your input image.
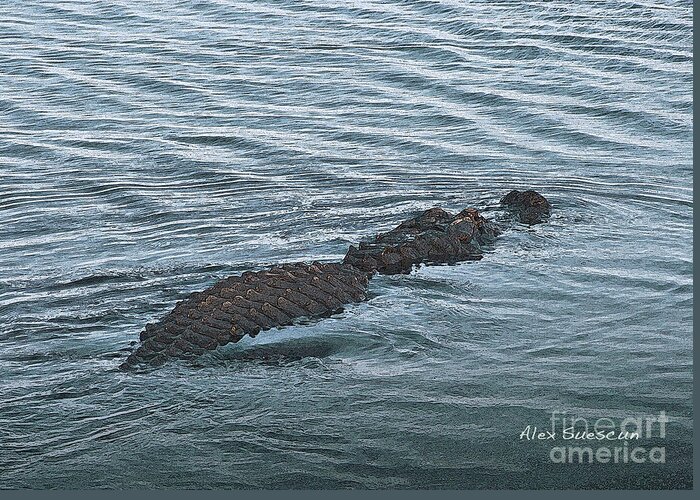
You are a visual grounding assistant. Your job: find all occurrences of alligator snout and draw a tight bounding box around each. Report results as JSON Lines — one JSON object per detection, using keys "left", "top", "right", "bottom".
{"left": 500, "top": 189, "right": 551, "bottom": 225}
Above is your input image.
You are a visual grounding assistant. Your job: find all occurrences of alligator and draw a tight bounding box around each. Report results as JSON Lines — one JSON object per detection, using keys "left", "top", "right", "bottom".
{"left": 120, "top": 189, "right": 550, "bottom": 370}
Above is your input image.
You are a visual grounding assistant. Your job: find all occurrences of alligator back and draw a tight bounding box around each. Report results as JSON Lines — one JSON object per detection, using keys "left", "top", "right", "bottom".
{"left": 120, "top": 262, "right": 369, "bottom": 369}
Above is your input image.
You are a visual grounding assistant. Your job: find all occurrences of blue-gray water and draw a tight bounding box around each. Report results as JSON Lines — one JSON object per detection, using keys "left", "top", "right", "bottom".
{"left": 0, "top": 0, "right": 693, "bottom": 490}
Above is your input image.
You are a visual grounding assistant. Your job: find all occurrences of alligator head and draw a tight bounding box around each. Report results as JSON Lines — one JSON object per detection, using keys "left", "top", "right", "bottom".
{"left": 343, "top": 205, "right": 501, "bottom": 275}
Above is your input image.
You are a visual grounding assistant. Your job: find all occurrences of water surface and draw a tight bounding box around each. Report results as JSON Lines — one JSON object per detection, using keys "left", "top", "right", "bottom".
{"left": 0, "top": 0, "right": 693, "bottom": 489}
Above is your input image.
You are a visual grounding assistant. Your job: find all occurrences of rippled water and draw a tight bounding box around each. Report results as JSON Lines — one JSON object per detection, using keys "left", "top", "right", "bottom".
{"left": 0, "top": 0, "right": 693, "bottom": 490}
